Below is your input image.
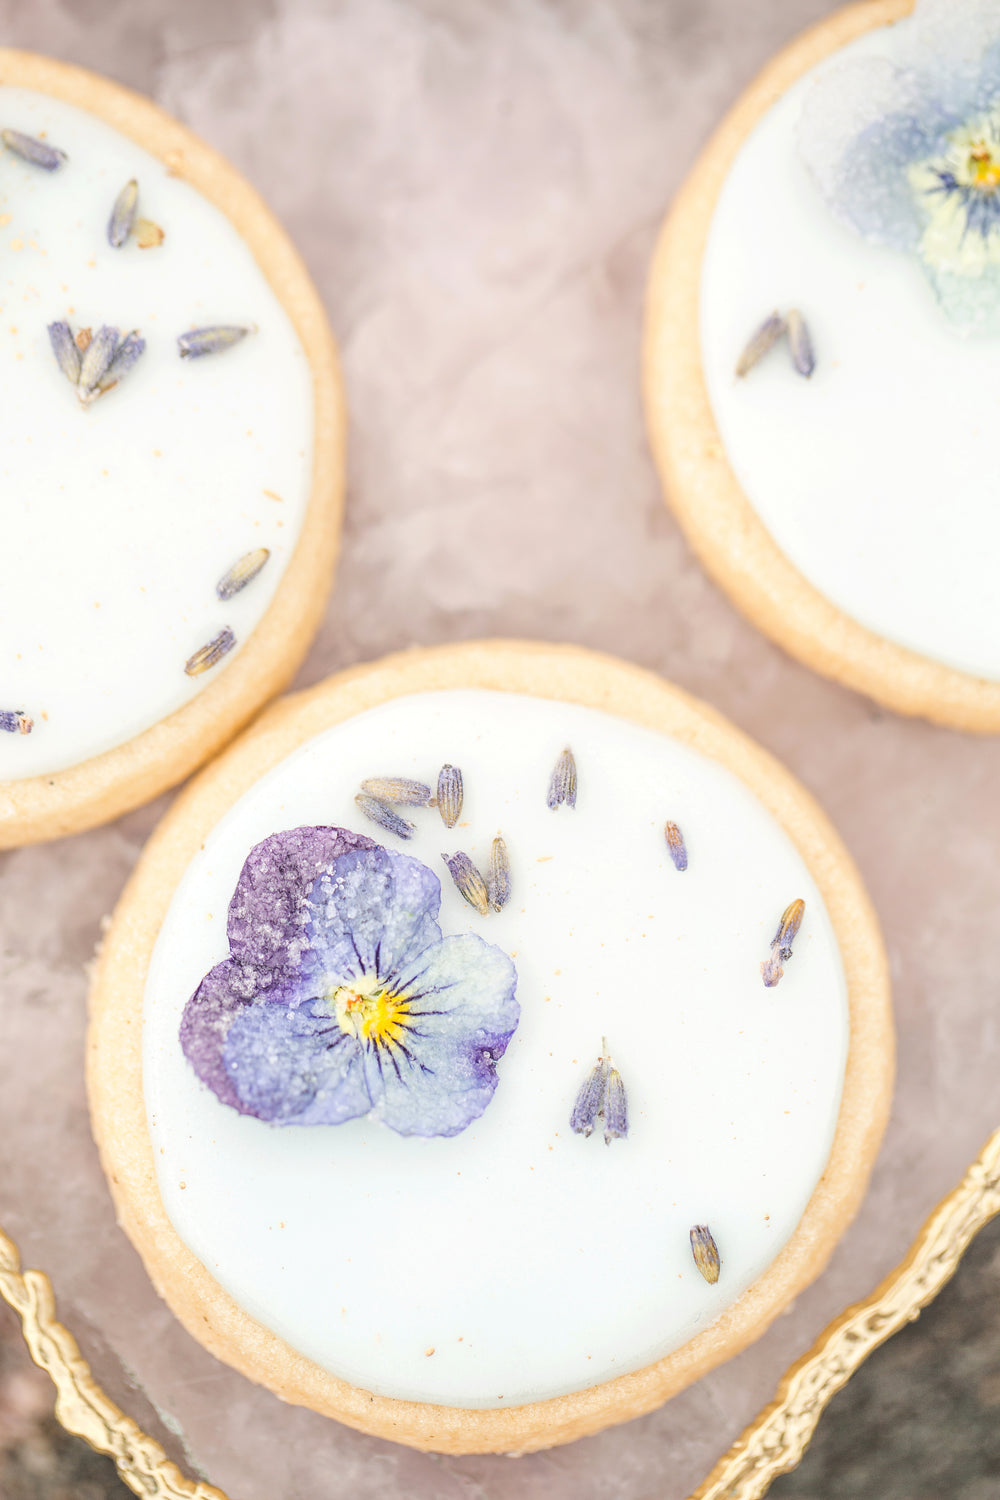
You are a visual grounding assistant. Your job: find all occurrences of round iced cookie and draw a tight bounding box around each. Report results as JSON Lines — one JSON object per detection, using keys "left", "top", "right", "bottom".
{"left": 87, "top": 641, "right": 893, "bottom": 1455}
{"left": 644, "top": 0, "right": 1000, "bottom": 732}
{"left": 0, "top": 50, "right": 343, "bottom": 847}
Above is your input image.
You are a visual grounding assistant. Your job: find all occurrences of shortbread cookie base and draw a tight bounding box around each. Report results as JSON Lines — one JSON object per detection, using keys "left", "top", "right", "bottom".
{"left": 0, "top": 49, "right": 344, "bottom": 848}
{"left": 643, "top": 0, "right": 1000, "bottom": 733}
{"left": 87, "top": 640, "right": 893, "bottom": 1454}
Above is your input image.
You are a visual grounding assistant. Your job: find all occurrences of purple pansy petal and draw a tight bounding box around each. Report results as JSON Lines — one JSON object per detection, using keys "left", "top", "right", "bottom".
{"left": 222, "top": 1001, "right": 372, "bottom": 1125}
{"left": 226, "top": 826, "right": 376, "bottom": 980}
{"left": 180, "top": 960, "right": 261, "bottom": 1113}
{"left": 366, "top": 934, "right": 519, "bottom": 1137}
{"left": 800, "top": 58, "right": 945, "bottom": 248}
{"left": 799, "top": 1, "right": 1000, "bottom": 329}
{"left": 299, "top": 845, "right": 441, "bottom": 987}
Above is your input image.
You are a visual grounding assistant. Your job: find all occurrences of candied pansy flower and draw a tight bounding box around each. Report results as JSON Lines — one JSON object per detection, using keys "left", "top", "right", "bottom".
{"left": 180, "top": 827, "right": 519, "bottom": 1138}
{"left": 799, "top": 0, "right": 1000, "bottom": 330}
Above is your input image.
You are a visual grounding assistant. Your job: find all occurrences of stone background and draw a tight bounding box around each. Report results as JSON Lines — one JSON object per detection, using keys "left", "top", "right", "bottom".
{"left": 1, "top": 0, "right": 999, "bottom": 1495}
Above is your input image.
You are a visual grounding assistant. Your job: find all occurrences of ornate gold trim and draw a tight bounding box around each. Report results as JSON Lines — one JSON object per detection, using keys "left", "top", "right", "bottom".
{"left": 0, "top": 1227, "right": 224, "bottom": 1499}
{"left": 1, "top": 1133, "right": 998, "bottom": 1496}
{"left": 692, "top": 1126, "right": 1000, "bottom": 1499}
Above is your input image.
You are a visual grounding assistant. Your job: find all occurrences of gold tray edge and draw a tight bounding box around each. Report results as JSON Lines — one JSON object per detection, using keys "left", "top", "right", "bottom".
{"left": 693, "top": 1125, "right": 1000, "bottom": 1499}
{"left": 1, "top": 1126, "right": 998, "bottom": 1499}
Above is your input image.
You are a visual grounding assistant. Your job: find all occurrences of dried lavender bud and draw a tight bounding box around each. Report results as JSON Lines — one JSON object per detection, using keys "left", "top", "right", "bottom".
{"left": 77, "top": 325, "right": 119, "bottom": 396}
{"left": 47, "top": 321, "right": 81, "bottom": 385}
{"left": 664, "top": 821, "right": 688, "bottom": 872}
{"left": 690, "top": 1225, "right": 721, "bottom": 1284}
{"left": 786, "top": 309, "right": 815, "bottom": 378}
{"left": 571, "top": 1040, "right": 628, "bottom": 1144}
{"left": 359, "top": 777, "right": 432, "bottom": 807}
{"left": 178, "top": 325, "right": 252, "bottom": 359}
{"left": 436, "top": 764, "right": 463, "bottom": 827}
{"left": 602, "top": 1063, "right": 628, "bottom": 1145}
{"left": 570, "top": 1055, "right": 609, "bottom": 1138}
{"left": 184, "top": 627, "right": 236, "bottom": 677}
{"left": 216, "top": 548, "right": 271, "bottom": 601}
{"left": 761, "top": 898, "right": 805, "bottom": 988}
{"left": 354, "top": 794, "right": 415, "bottom": 841}
{"left": 547, "top": 746, "right": 577, "bottom": 810}
{"left": 89, "top": 330, "right": 145, "bottom": 400}
{"left": 488, "top": 833, "right": 511, "bottom": 911}
{"left": 441, "top": 851, "right": 489, "bottom": 915}
{"left": 2, "top": 129, "right": 66, "bottom": 171}
{"left": 735, "top": 311, "right": 785, "bottom": 377}
{"left": 107, "top": 178, "right": 138, "bottom": 247}
{"left": 0, "top": 710, "right": 32, "bottom": 735}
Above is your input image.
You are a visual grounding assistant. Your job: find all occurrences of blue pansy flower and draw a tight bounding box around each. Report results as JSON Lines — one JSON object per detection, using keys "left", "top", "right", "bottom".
{"left": 180, "top": 827, "right": 519, "bottom": 1138}
{"left": 799, "top": 0, "right": 1000, "bottom": 330}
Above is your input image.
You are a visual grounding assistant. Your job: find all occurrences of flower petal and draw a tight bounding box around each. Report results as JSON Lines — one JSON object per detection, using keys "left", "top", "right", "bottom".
{"left": 222, "top": 1001, "right": 372, "bottom": 1125}
{"left": 179, "top": 960, "right": 257, "bottom": 1113}
{"left": 799, "top": 57, "right": 952, "bottom": 249}
{"left": 363, "top": 933, "right": 519, "bottom": 1137}
{"left": 226, "top": 826, "right": 376, "bottom": 982}
{"left": 300, "top": 845, "right": 442, "bottom": 987}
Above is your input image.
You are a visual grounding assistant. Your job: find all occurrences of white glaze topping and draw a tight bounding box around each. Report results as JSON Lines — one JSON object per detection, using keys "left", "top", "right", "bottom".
{"left": 143, "top": 690, "right": 849, "bottom": 1409}
{"left": 0, "top": 88, "right": 312, "bottom": 780}
{"left": 700, "top": 16, "right": 1000, "bottom": 681}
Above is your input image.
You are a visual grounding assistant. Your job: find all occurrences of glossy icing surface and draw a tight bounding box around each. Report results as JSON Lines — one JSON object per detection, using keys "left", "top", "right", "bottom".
{"left": 143, "top": 690, "right": 849, "bottom": 1409}
{"left": 0, "top": 88, "right": 312, "bottom": 780}
{"left": 700, "top": 17, "right": 1000, "bottom": 681}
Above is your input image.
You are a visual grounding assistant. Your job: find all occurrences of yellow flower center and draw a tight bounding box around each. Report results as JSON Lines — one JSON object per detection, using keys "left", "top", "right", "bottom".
{"left": 332, "top": 972, "right": 411, "bottom": 1050}
{"left": 969, "top": 143, "right": 1000, "bottom": 190}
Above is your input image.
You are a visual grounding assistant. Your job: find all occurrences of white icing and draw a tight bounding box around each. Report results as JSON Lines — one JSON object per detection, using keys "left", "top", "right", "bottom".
{"left": 700, "top": 17, "right": 1000, "bottom": 681}
{"left": 143, "top": 689, "right": 849, "bottom": 1409}
{"left": 0, "top": 88, "right": 312, "bottom": 780}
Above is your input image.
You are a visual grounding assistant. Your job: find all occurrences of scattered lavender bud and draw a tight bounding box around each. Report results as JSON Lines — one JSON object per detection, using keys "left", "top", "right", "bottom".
{"left": 0, "top": 710, "right": 33, "bottom": 735}
{"left": 786, "top": 309, "right": 815, "bottom": 377}
{"left": 107, "top": 178, "right": 138, "bottom": 247}
{"left": 436, "top": 764, "right": 463, "bottom": 828}
{"left": 2, "top": 128, "right": 66, "bottom": 171}
{"left": 354, "top": 794, "right": 415, "bottom": 841}
{"left": 77, "top": 325, "right": 120, "bottom": 396}
{"left": 571, "top": 1040, "right": 628, "bottom": 1144}
{"left": 735, "top": 311, "right": 785, "bottom": 377}
{"left": 47, "top": 321, "right": 81, "bottom": 385}
{"left": 547, "top": 746, "right": 577, "bottom": 810}
{"left": 664, "top": 820, "right": 688, "bottom": 872}
{"left": 359, "top": 777, "right": 432, "bottom": 807}
{"left": 178, "top": 325, "right": 253, "bottom": 359}
{"left": 184, "top": 627, "right": 235, "bottom": 677}
{"left": 216, "top": 548, "right": 271, "bottom": 601}
{"left": 488, "top": 833, "right": 511, "bottom": 911}
{"left": 761, "top": 898, "right": 805, "bottom": 988}
{"left": 690, "top": 1225, "right": 721, "bottom": 1284}
{"left": 570, "top": 1054, "right": 608, "bottom": 1138}
{"left": 441, "top": 851, "right": 489, "bottom": 915}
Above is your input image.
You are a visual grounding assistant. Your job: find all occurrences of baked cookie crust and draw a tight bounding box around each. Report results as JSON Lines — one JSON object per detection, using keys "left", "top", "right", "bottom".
{"left": 87, "top": 640, "right": 894, "bottom": 1455}
{"left": 0, "top": 49, "right": 345, "bottom": 848}
{"left": 642, "top": 0, "right": 1000, "bottom": 734}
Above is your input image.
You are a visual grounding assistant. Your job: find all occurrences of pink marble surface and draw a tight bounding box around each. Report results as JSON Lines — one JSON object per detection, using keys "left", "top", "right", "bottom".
{"left": 2, "top": 0, "right": 1000, "bottom": 1496}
